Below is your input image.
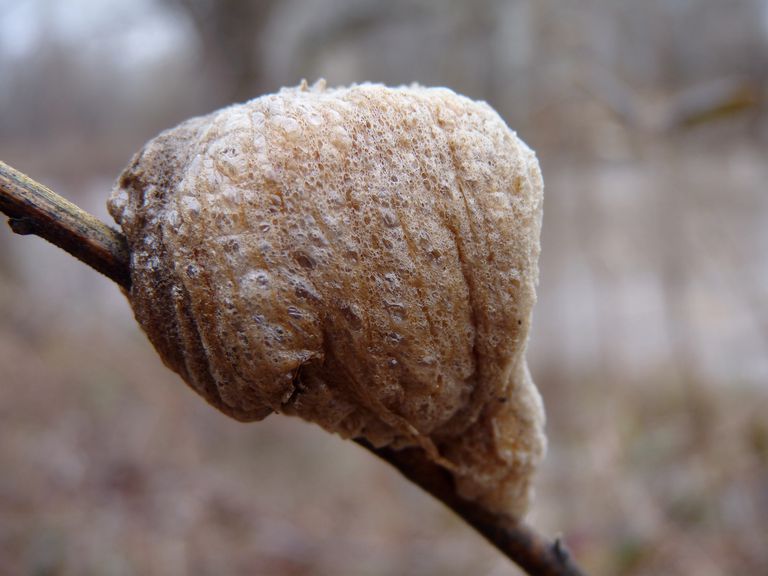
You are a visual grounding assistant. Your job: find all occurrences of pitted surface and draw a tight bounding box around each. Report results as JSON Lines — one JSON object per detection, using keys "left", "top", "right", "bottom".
{"left": 109, "top": 81, "right": 546, "bottom": 517}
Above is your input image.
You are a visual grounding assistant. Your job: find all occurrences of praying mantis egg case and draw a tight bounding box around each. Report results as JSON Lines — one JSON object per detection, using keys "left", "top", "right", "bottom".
{"left": 109, "top": 81, "right": 546, "bottom": 518}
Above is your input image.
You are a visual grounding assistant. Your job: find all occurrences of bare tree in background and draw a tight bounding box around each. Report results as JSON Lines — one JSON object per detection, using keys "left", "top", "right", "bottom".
{"left": 163, "top": 0, "right": 279, "bottom": 102}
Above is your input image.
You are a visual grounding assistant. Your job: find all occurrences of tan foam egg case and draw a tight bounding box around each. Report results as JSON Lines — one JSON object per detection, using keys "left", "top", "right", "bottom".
{"left": 109, "top": 81, "right": 546, "bottom": 518}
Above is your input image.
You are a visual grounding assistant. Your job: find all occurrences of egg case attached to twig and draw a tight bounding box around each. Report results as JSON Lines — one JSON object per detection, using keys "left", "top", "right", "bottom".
{"left": 109, "top": 81, "right": 546, "bottom": 518}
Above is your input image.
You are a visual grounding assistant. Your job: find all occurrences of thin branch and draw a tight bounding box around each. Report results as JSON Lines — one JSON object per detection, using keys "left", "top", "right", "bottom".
{"left": 0, "top": 161, "right": 131, "bottom": 289}
{"left": 0, "top": 160, "right": 588, "bottom": 576}
{"left": 357, "top": 440, "right": 587, "bottom": 576}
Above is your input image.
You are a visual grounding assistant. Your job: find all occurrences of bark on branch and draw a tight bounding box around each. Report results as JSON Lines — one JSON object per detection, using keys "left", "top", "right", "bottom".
{"left": 0, "top": 161, "right": 131, "bottom": 288}
{"left": 0, "top": 159, "right": 587, "bottom": 576}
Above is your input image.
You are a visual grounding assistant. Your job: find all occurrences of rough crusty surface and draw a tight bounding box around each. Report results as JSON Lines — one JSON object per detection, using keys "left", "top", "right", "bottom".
{"left": 109, "top": 81, "right": 546, "bottom": 518}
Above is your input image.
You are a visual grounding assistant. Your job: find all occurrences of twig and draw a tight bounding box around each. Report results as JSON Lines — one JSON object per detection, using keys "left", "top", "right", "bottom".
{"left": 0, "top": 161, "right": 131, "bottom": 288}
{"left": 357, "top": 440, "right": 587, "bottom": 575}
{"left": 0, "top": 159, "right": 588, "bottom": 576}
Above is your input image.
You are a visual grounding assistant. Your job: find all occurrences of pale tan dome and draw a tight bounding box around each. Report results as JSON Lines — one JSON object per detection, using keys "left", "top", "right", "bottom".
{"left": 109, "top": 81, "right": 546, "bottom": 518}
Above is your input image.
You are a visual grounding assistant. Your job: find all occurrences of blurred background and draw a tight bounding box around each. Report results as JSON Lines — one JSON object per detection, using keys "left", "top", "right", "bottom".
{"left": 1, "top": 0, "right": 767, "bottom": 574}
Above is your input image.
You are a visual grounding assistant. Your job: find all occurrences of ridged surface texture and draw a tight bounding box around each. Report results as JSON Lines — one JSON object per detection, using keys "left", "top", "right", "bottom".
{"left": 109, "top": 81, "right": 546, "bottom": 518}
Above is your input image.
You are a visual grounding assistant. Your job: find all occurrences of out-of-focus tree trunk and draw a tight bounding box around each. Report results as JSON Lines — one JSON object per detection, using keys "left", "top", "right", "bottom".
{"left": 164, "top": 0, "right": 279, "bottom": 103}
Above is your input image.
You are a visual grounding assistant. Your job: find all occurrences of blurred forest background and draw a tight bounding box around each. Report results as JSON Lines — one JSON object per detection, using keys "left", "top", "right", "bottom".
{"left": 1, "top": 0, "right": 767, "bottom": 574}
